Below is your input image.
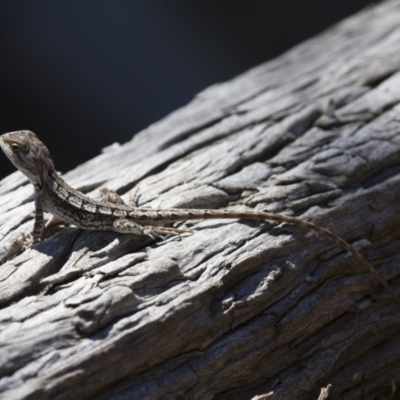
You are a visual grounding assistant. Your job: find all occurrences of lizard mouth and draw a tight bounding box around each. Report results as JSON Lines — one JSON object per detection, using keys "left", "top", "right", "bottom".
{"left": 0, "top": 135, "right": 14, "bottom": 163}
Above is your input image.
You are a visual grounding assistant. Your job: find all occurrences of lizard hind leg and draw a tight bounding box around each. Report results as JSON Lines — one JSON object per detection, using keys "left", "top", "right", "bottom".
{"left": 143, "top": 226, "right": 194, "bottom": 240}
{"left": 99, "top": 188, "right": 127, "bottom": 206}
{"left": 112, "top": 218, "right": 193, "bottom": 240}
{"left": 100, "top": 187, "right": 153, "bottom": 209}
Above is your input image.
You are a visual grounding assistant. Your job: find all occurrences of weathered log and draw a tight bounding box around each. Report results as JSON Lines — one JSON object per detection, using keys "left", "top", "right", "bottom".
{"left": 1, "top": 1, "right": 400, "bottom": 399}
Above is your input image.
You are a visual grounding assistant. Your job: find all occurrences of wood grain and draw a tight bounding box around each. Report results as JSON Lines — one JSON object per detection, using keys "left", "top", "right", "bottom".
{"left": 1, "top": 1, "right": 400, "bottom": 399}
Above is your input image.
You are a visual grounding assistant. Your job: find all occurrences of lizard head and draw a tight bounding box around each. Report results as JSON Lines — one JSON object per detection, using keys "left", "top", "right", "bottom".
{"left": 0, "top": 130, "right": 55, "bottom": 187}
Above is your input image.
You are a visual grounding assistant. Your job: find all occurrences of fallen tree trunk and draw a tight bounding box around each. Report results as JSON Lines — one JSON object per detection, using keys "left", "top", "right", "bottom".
{"left": 1, "top": 1, "right": 400, "bottom": 399}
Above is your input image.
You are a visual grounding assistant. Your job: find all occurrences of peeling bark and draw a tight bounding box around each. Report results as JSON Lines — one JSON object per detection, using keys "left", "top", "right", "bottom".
{"left": 1, "top": 1, "right": 400, "bottom": 399}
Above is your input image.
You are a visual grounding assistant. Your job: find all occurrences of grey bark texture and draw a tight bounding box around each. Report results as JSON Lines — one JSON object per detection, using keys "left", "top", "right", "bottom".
{"left": 1, "top": 1, "right": 400, "bottom": 399}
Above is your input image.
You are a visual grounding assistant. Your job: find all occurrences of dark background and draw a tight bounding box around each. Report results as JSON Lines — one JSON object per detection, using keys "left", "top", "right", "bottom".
{"left": 0, "top": 1, "right": 375, "bottom": 179}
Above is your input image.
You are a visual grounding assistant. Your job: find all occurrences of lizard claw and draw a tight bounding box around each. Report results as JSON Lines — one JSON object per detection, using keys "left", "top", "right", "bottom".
{"left": 12, "top": 231, "right": 37, "bottom": 250}
{"left": 142, "top": 226, "right": 193, "bottom": 241}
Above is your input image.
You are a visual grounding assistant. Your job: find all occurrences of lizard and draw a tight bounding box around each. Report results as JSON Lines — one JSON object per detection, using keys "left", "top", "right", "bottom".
{"left": 0, "top": 130, "right": 397, "bottom": 300}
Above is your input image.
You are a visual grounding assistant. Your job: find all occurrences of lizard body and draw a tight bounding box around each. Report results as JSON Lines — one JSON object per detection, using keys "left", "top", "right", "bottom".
{"left": 0, "top": 130, "right": 396, "bottom": 299}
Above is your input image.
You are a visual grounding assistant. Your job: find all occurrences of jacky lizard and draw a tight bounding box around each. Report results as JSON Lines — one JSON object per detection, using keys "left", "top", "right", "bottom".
{"left": 0, "top": 130, "right": 396, "bottom": 299}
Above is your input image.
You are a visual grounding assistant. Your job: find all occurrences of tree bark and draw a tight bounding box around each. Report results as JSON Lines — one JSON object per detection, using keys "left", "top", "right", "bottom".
{"left": 1, "top": 1, "right": 400, "bottom": 399}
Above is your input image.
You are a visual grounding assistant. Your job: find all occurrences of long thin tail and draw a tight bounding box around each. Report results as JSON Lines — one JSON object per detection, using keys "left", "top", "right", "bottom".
{"left": 130, "top": 208, "right": 398, "bottom": 301}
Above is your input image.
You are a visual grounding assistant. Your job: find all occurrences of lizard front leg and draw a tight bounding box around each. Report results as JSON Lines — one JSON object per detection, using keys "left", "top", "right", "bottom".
{"left": 32, "top": 191, "right": 44, "bottom": 245}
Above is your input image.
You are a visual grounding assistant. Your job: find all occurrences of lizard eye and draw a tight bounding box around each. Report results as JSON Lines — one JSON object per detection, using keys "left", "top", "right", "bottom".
{"left": 10, "top": 143, "right": 19, "bottom": 150}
